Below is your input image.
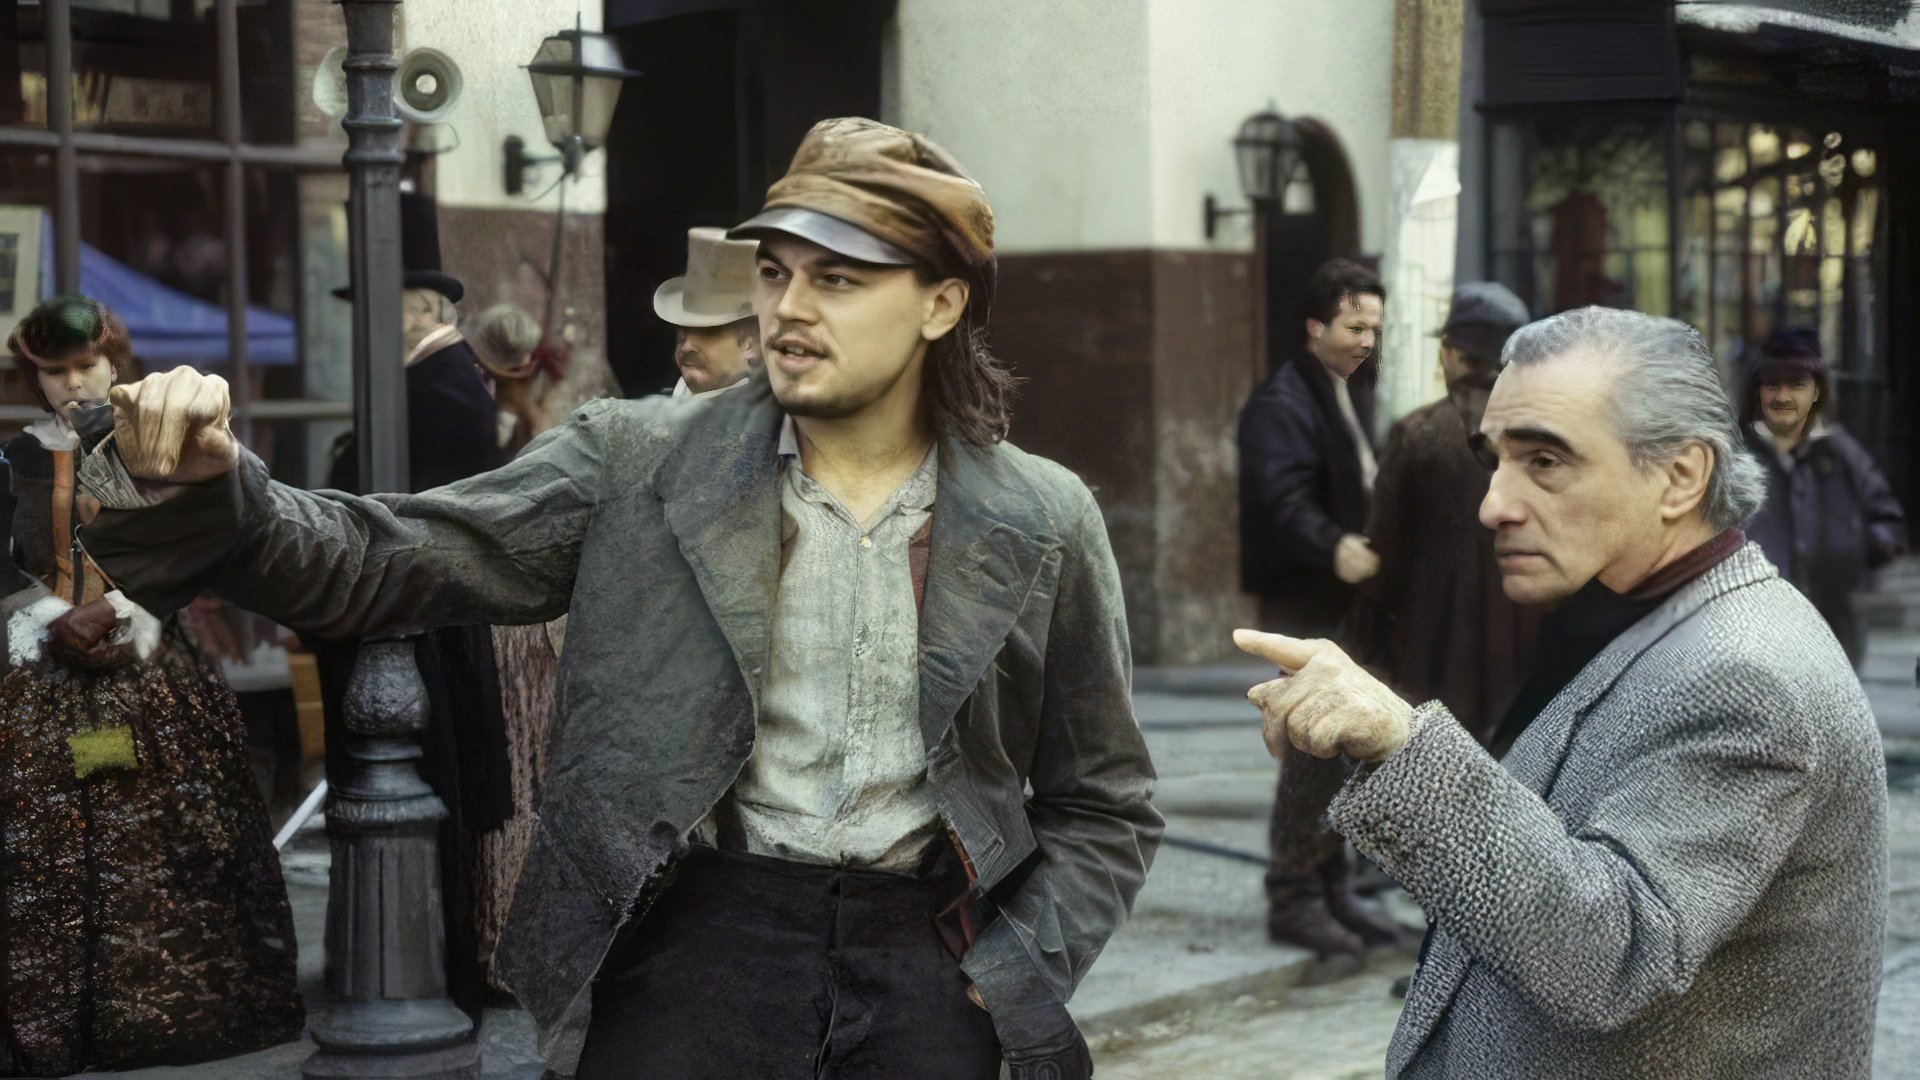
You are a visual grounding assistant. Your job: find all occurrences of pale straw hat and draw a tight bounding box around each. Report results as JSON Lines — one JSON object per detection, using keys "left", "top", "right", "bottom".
{"left": 653, "top": 227, "right": 759, "bottom": 328}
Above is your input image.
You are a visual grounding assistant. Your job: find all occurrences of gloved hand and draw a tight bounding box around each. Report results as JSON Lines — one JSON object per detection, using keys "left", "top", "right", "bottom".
{"left": 48, "top": 597, "right": 133, "bottom": 671}
{"left": 1004, "top": 1023, "right": 1094, "bottom": 1080}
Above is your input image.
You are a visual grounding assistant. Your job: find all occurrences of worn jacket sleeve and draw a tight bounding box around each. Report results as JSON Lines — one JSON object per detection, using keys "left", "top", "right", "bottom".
{"left": 1241, "top": 386, "right": 1343, "bottom": 572}
{"left": 81, "top": 398, "right": 628, "bottom": 637}
{"left": 961, "top": 487, "right": 1164, "bottom": 1047}
{"left": 1328, "top": 686, "right": 1818, "bottom": 1033}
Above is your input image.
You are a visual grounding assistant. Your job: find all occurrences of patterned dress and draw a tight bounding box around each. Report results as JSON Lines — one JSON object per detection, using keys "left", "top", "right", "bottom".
{"left": 0, "top": 426, "right": 302, "bottom": 1076}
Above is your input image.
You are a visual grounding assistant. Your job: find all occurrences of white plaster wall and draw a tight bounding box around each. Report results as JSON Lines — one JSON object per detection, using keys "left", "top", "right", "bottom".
{"left": 886, "top": 0, "right": 1154, "bottom": 252}
{"left": 885, "top": 0, "right": 1393, "bottom": 255}
{"left": 399, "top": 0, "right": 609, "bottom": 214}
{"left": 1146, "top": 0, "right": 1395, "bottom": 254}
{"left": 1379, "top": 137, "right": 1460, "bottom": 424}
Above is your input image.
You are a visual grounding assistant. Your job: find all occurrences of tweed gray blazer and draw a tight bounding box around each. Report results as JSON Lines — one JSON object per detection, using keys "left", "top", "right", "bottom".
{"left": 1330, "top": 542, "right": 1887, "bottom": 1079}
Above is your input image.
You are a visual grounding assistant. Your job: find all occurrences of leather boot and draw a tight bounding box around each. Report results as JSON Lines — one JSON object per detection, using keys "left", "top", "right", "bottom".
{"left": 1324, "top": 870, "right": 1421, "bottom": 950}
{"left": 1266, "top": 890, "right": 1366, "bottom": 958}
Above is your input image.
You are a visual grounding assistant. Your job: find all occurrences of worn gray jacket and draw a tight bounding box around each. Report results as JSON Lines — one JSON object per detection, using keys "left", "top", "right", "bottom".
{"left": 1330, "top": 542, "right": 1886, "bottom": 1078}
{"left": 81, "top": 379, "right": 1162, "bottom": 1058}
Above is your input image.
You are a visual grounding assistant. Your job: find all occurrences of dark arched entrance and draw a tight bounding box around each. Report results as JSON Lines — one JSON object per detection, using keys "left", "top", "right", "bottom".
{"left": 1261, "top": 116, "right": 1364, "bottom": 374}
{"left": 600, "top": 0, "right": 896, "bottom": 396}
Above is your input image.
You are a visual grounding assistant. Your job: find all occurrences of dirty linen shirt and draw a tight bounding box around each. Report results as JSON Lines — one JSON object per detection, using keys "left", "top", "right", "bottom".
{"left": 716, "top": 418, "right": 941, "bottom": 871}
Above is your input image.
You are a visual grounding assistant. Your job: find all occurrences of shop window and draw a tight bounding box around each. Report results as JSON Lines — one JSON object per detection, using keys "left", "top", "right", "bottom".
{"left": 7, "top": 1, "right": 288, "bottom": 143}
{"left": 2, "top": 0, "right": 349, "bottom": 490}
{"left": 1487, "top": 115, "right": 1672, "bottom": 321}
{"left": 1677, "top": 117, "right": 1884, "bottom": 390}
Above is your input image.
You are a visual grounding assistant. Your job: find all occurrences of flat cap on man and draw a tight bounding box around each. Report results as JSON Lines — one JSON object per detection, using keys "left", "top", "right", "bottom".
{"left": 1436, "top": 282, "right": 1529, "bottom": 337}
{"left": 730, "top": 117, "right": 995, "bottom": 276}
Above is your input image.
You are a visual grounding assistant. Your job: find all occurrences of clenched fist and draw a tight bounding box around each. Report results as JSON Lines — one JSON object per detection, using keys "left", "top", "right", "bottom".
{"left": 109, "top": 367, "right": 239, "bottom": 482}
{"left": 1234, "top": 629, "right": 1411, "bottom": 763}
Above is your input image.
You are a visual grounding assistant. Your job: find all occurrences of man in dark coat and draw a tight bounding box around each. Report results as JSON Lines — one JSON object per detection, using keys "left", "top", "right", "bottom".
{"left": 1238, "top": 258, "right": 1383, "bottom": 638}
{"left": 322, "top": 189, "right": 509, "bottom": 1016}
{"left": 1347, "top": 283, "right": 1538, "bottom": 744}
{"left": 327, "top": 190, "right": 499, "bottom": 493}
{"left": 1236, "top": 258, "right": 1401, "bottom": 958}
{"left": 1740, "top": 331, "right": 1906, "bottom": 666}
{"left": 80, "top": 118, "right": 1158, "bottom": 1080}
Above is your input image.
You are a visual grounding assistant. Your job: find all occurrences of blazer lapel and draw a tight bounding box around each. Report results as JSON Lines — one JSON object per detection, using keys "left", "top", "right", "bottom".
{"left": 660, "top": 387, "right": 784, "bottom": 703}
{"left": 1387, "top": 931, "right": 1472, "bottom": 1077}
{"left": 1390, "top": 544, "right": 1779, "bottom": 1074}
{"left": 1503, "top": 544, "right": 1775, "bottom": 796}
{"left": 915, "top": 438, "right": 1060, "bottom": 751}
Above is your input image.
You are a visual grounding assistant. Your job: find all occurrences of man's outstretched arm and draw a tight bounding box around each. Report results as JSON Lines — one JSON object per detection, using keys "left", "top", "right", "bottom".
{"left": 80, "top": 368, "right": 628, "bottom": 641}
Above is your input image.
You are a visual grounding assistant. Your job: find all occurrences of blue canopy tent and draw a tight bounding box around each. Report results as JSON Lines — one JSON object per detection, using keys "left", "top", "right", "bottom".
{"left": 36, "top": 214, "right": 298, "bottom": 369}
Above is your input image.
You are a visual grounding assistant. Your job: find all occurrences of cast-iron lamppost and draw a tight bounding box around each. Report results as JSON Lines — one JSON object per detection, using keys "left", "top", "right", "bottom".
{"left": 306, "top": 2, "right": 479, "bottom": 1078}
{"left": 1204, "top": 106, "right": 1303, "bottom": 238}
{"left": 502, "top": 18, "right": 639, "bottom": 196}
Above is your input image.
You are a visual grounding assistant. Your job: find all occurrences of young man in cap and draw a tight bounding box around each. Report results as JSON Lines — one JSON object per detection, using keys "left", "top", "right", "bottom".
{"left": 657, "top": 226, "right": 763, "bottom": 398}
{"left": 1347, "top": 282, "right": 1538, "bottom": 745}
{"left": 76, "top": 117, "right": 1157, "bottom": 1080}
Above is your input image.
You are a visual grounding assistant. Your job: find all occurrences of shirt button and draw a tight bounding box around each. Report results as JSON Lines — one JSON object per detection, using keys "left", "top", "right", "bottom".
{"left": 859, "top": 536, "right": 873, "bottom": 549}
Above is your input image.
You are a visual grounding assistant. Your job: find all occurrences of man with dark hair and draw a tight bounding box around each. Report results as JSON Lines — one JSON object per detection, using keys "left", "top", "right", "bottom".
{"left": 1741, "top": 330, "right": 1906, "bottom": 665}
{"left": 1347, "top": 282, "right": 1537, "bottom": 744}
{"left": 1236, "top": 256, "right": 1399, "bottom": 959}
{"left": 75, "top": 117, "right": 1156, "bottom": 1080}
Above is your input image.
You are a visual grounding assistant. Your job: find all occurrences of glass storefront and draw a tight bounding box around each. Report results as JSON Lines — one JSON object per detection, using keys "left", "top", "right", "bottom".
{"left": 2, "top": 0, "right": 351, "bottom": 489}
{"left": 1487, "top": 109, "right": 1889, "bottom": 443}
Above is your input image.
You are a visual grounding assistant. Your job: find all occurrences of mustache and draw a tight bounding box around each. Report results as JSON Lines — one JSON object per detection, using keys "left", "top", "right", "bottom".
{"left": 768, "top": 323, "right": 829, "bottom": 356}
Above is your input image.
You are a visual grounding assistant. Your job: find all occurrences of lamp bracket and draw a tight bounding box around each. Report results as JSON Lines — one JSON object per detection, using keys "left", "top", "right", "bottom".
{"left": 504, "top": 134, "right": 563, "bottom": 196}
{"left": 1204, "top": 193, "right": 1252, "bottom": 240}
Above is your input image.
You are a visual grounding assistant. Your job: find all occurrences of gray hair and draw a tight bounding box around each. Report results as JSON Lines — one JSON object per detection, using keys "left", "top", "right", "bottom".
{"left": 1501, "top": 306, "right": 1766, "bottom": 531}
{"left": 471, "top": 303, "right": 542, "bottom": 365}
{"left": 403, "top": 287, "right": 458, "bottom": 326}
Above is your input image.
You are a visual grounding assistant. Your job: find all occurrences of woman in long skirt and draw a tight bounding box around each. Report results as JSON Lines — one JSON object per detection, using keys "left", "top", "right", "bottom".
{"left": 0, "top": 296, "right": 302, "bottom": 1076}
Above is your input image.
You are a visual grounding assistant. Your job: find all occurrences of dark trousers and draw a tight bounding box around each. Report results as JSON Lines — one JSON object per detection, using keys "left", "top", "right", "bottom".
{"left": 1257, "top": 593, "right": 1352, "bottom": 906}
{"left": 1264, "top": 740, "right": 1352, "bottom": 904}
{"left": 575, "top": 847, "right": 1001, "bottom": 1080}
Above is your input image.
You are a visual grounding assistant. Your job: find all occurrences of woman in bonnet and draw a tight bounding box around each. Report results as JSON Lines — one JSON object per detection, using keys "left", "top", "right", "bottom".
{"left": 0, "top": 295, "right": 301, "bottom": 1075}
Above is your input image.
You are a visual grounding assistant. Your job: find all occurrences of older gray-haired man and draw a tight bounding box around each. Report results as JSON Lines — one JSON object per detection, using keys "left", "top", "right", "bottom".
{"left": 1238, "top": 306, "right": 1887, "bottom": 1078}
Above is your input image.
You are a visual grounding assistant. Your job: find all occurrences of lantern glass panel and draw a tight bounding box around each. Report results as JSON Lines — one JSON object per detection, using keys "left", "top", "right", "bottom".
{"left": 1236, "top": 139, "right": 1277, "bottom": 203}
{"left": 527, "top": 36, "right": 575, "bottom": 145}
{"left": 1234, "top": 112, "right": 1296, "bottom": 203}
{"left": 576, "top": 76, "right": 624, "bottom": 149}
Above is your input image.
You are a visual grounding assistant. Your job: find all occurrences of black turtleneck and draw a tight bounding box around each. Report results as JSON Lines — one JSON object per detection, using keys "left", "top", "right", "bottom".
{"left": 1488, "top": 528, "right": 1746, "bottom": 758}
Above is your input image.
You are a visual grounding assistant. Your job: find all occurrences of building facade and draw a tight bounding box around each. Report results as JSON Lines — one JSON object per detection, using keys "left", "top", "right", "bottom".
{"left": 1464, "top": 0, "right": 1920, "bottom": 504}
{"left": 2, "top": 0, "right": 613, "bottom": 487}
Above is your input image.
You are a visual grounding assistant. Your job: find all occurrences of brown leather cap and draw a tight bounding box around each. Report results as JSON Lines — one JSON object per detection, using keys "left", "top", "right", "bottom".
{"left": 730, "top": 117, "right": 994, "bottom": 277}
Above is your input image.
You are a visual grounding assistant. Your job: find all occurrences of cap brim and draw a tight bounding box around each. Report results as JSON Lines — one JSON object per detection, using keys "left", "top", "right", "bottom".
{"left": 728, "top": 208, "right": 916, "bottom": 266}
{"left": 653, "top": 277, "right": 755, "bottom": 328}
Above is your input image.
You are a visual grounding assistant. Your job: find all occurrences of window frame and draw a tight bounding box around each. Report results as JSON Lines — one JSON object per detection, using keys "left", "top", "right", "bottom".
{"left": 0, "top": 0, "right": 343, "bottom": 439}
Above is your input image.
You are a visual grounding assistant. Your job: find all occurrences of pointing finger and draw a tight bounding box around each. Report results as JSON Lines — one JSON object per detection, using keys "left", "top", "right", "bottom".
{"left": 1233, "top": 628, "right": 1327, "bottom": 675}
